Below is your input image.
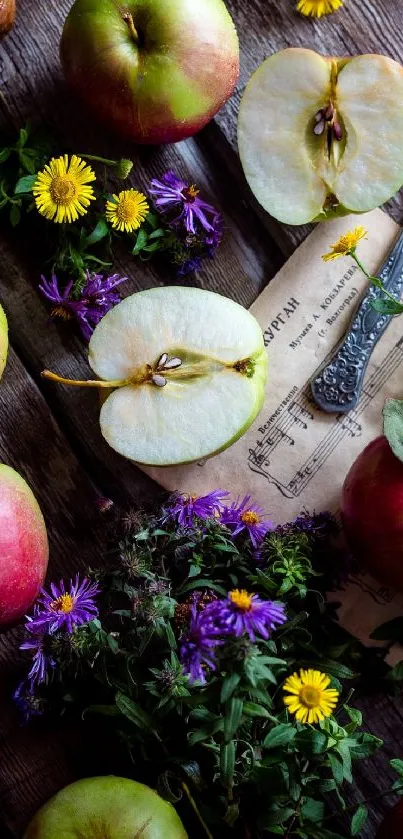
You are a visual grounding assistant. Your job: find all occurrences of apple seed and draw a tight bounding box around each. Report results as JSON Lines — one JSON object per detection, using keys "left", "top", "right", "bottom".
{"left": 164, "top": 357, "right": 182, "bottom": 369}
{"left": 314, "top": 119, "right": 325, "bottom": 136}
{"left": 152, "top": 374, "right": 168, "bottom": 387}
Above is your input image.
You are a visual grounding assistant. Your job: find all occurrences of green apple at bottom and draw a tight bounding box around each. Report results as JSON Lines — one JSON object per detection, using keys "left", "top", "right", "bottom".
{"left": 24, "top": 776, "right": 188, "bottom": 838}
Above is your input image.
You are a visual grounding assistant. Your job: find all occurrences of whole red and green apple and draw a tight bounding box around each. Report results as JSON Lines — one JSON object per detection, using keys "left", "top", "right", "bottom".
{"left": 24, "top": 776, "right": 188, "bottom": 838}
{"left": 376, "top": 800, "right": 403, "bottom": 839}
{"left": 0, "top": 464, "right": 48, "bottom": 626}
{"left": 60, "top": 0, "right": 239, "bottom": 145}
{"left": 341, "top": 436, "right": 403, "bottom": 591}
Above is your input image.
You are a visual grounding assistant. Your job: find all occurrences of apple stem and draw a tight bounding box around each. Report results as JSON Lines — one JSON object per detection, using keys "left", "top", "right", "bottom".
{"left": 122, "top": 11, "right": 140, "bottom": 43}
{"left": 41, "top": 370, "right": 129, "bottom": 389}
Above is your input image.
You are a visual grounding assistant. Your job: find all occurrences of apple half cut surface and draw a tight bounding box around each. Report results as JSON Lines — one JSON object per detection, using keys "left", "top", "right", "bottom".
{"left": 238, "top": 48, "right": 403, "bottom": 225}
{"left": 43, "top": 287, "right": 267, "bottom": 466}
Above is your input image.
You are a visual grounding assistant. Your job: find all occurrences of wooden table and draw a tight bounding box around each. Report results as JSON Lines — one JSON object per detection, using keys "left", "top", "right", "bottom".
{"left": 1, "top": 0, "right": 403, "bottom": 835}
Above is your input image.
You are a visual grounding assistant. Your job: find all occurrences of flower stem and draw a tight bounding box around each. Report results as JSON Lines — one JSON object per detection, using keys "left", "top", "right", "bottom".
{"left": 181, "top": 782, "right": 214, "bottom": 839}
{"left": 325, "top": 783, "right": 403, "bottom": 823}
{"left": 41, "top": 370, "right": 129, "bottom": 388}
{"left": 352, "top": 252, "right": 402, "bottom": 306}
{"left": 77, "top": 153, "right": 119, "bottom": 167}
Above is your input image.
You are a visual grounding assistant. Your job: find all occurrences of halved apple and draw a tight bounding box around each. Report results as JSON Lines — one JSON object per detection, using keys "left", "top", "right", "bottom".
{"left": 43, "top": 287, "right": 267, "bottom": 466}
{"left": 238, "top": 48, "right": 403, "bottom": 225}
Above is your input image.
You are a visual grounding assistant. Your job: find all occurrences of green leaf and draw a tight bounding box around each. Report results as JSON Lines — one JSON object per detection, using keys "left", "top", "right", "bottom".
{"left": 179, "top": 579, "right": 227, "bottom": 597}
{"left": 303, "top": 658, "right": 355, "bottom": 680}
{"left": 243, "top": 702, "right": 271, "bottom": 719}
{"left": 296, "top": 728, "right": 328, "bottom": 755}
{"left": 220, "top": 673, "right": 241, "bottom": 703}
{"left": 371, "top": 616, "right": 403, "bottom": 642}
{"left": 107, "top": 634, "right": 119, "bottom": 653}
{"left": 300, "top": 798, "right": 324, "bottom": 823}
{"left": 337, "top": 741, "right": 352, "bottom": 783}
{"left": 17, "top": 127, "right": 28, "bottom": 148}
{"left": 9, "top": 203, "right": 20, "bottom": 226}
{"left": 318, "top": 779, "right": 337, "bottom": 792}
{"left": 259, "top": 807, "right": 295, "bottom": 827}
{"left": 351, "top": 804, "right": 368, "bottom": 836}
{"left": 391, "top": 758, "right": 403, "bottom": 778}
{"left": 188, "top": 719, "right": 223, "bottom": 745}
{"left": 82, "top": 704, "right": 120, "bottom": 718}
{"left": 383, "top": 399, "right": 403, "bottom": 464}
{"left": 224, "top": 697, "right": 243, "bottom": 742}
{"left": 350, "top": 733, "right": 383, "bottom": 759}
{"left": 392, "top": 779, "right": 403, "bottom": 794}
{"left": 328, "top": 752, "right": 344, "bottom": 785}
{"left": 220, "top": 741, "right": 236, "bottom": 788}
{"left": 148, "top": 228, "right": 166, "bottom": 240}
{"left": 0, "top": 148, "right": 11, "bottom": 163}
{"left": 371, "top": 298, "right": 403, "bottom": 315}
{"left": 344, "top": 706, "right": 362, "bottom": 729}
{"left": 263, "top": 724, "right": 297, "bottom": 750}
{"left": 165, "top": 621, "right": 177, "bottom": 649}
{"left": 84, "top": 218, "right": 109, "bottom": 247}
{"left": 14, "top": 174, "right": 37, "bottom": 194}
{"left": 143, "top": 241, "right": 163, "bottom": 253}
{"left": 387, "top": 661, "right": 403, "bottom": 682}
{"left": 132, "top": 228, "right": 148, "bottom": 255}
{"left": 115, "top": 692, "right": 156, "bottom": 732}
{"left": 19, "top": 151, "right": 37, "bottom": 174}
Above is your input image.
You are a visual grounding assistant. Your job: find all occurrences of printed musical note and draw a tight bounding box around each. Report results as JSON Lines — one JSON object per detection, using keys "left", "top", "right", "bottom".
{"left": 248, "top": 338, "right": 403, "bottom": 498}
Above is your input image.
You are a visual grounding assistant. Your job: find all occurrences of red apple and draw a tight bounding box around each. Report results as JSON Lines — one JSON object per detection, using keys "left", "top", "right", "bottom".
{"left": 376, "top": 800, "right": 403, "bottom": 839}
{"left": 341, "top": 436, "right": 403, "bottom": 591}
{"left": 60, "top": 0, "right": 239, "bottom": 145}
{"left": 0, "top": 465, "right": 49, "bottom": 626}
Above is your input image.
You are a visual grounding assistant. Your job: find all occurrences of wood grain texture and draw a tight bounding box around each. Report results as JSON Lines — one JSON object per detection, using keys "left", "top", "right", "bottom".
{"left": 0, "top": 347, "right": 112, "bottom": 834}
{"left": 0, "top": 0, "right": 402, "bottom": 835}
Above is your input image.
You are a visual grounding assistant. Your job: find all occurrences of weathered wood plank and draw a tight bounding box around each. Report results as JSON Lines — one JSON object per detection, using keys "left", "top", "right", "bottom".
{"left": 0, "top": 346, "right": 113, "bottom": 834}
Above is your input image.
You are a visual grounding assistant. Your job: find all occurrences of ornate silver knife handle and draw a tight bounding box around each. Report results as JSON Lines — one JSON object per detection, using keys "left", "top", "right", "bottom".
{"left": 311, "top": 230, "right": 403, "bottom": 413}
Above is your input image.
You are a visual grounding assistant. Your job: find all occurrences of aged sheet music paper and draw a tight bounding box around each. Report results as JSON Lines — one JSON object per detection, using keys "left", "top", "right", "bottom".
{"left": 143, "top": 209, "right": 403, "bottom": 653}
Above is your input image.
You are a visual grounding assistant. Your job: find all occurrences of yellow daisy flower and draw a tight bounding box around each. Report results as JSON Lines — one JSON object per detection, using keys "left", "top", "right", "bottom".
{"left": 322, "top": 226, "right": 368, "bottom": 262}
{"left": 283, "top": 668, "right": 339, "bottom": 724}
{"left": 33, "top": 155, "right": 96, "bottom": 224}
{"left": 297, "top": 0, "right": 343, "bottom": 17}
{"left": 106, "top": 189, "right": 149, "bottom": 233}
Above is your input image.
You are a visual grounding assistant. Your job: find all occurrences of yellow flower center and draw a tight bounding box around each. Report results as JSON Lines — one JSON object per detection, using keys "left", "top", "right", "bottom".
{"left": 116, "top": 193, "right": 142, "bottom": 223}
{"left": 229, "top": 589, "right": 253, "bottom": 611}
{"left": 299, "top": 685, "right": 322, "bottom": 708}
{"left": 50, "top": 593, "right": 74, "bottom": 614}
{"left": 240, "top": 510, "right": 260, "bottom": 525}
{"left": 49, "top": 176, "right": 77, "bottom": 204}
{"left": 185, "top": 185, "right": 200, "bottom": 201}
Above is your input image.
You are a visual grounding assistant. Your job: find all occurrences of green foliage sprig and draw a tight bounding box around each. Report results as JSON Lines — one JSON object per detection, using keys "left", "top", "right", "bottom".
{"left": 16, "top": 499, "right": 403, "bottom": 838}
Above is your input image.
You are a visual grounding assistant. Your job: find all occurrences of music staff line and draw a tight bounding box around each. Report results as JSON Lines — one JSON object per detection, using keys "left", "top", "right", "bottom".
{"left": 248, "top": 338, "right": 403, "bottom": 498}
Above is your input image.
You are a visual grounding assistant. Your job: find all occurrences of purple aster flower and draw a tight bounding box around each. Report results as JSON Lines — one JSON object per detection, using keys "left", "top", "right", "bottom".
{"left": 165, "top": 489, "right": 229, "bottom": 528}
{"left": 13, "top": 681, "right": 45, "bottom": 724}
{"left": 176, "top": 255, "right": 204, "bottom": 276}
{"left": 20, "top": 625, "right": 55, "bottom": 685}
{"left": 179, "top": 605, "right": 221, "bottom": 684}
{"left": 27, "top": 575, "right": 100, "bottom": 635}
{"left": 220, "top": 495, "right": 274, "bottom": 548}
{"left": 149, "top": 171, "right": 222, "bottom": 237}
{"left": 39, "top": 271, "right": 127, "bottom": 341}
{"left": 204, "top": 590, "right": 287, "bottom": 643}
